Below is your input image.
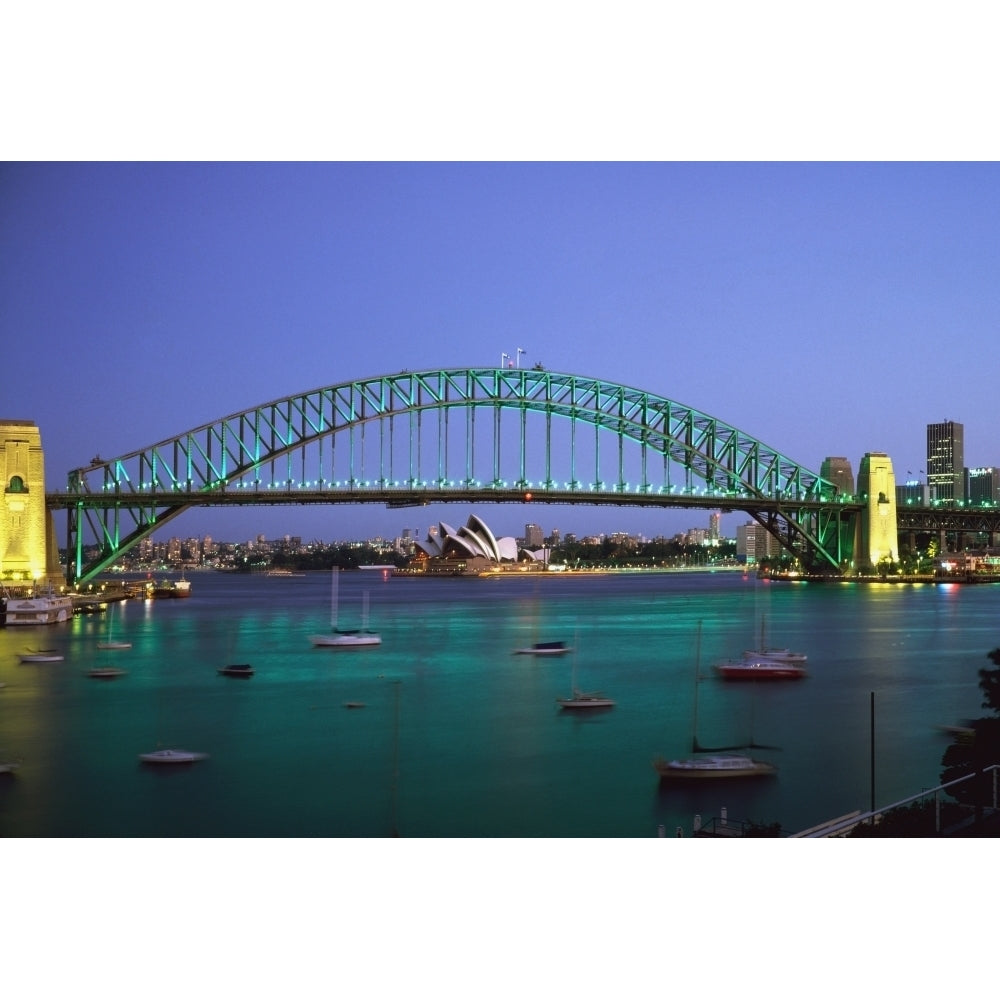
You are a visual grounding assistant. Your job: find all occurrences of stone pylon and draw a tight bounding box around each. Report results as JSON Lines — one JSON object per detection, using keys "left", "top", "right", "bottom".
{"left": 857, "top": 451, "right": 899, "bottom": 568}
{"left": 0, "top": 420, "right": 65, "bottom": 587}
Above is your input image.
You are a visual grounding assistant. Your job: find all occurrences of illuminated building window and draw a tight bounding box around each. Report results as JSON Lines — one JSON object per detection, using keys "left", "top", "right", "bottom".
{"left": 6, "top": 475, "right": 26, "bottom": 493}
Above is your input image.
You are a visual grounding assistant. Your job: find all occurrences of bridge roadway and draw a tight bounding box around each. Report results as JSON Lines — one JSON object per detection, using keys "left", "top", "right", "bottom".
{"left": 46, "top": 484, "right": 863, "bottom": 517}
{"left": 48, "top": 482, "right": 1000, "bottom": 531}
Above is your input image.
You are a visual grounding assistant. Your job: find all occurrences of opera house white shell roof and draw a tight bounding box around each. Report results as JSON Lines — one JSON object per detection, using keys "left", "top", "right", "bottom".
{"left": 414, "top": 514, "right": 536, "bottom": 563}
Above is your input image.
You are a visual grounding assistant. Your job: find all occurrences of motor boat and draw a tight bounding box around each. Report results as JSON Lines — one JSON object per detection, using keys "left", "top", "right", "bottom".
{"left": 218, "top": 664, "right": 254, "bottom": 677}
{"left": 514, "top": 640, "right": 571, "bottom": 656}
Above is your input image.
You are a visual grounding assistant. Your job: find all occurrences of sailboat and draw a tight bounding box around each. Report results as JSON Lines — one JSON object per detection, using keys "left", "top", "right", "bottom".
{"left": 653, "top": 621, "right": 777, "bottom": 780}
{"left": 310, "top": 567, "right": 381, "bottom": 648}
{"left": 716, "top": 614, "right": 807, "bottom": 680}
{"left": 741, "top": 614, "right": 807, "bottom": 665}
{"left": 19, "top": 647, "right": 64, "bottom": 663}
{"left": 556, "top": 631, "right": 614, "bottom": 709}
{"left": 97, "top": 607, "right": 132, "bottom": 650}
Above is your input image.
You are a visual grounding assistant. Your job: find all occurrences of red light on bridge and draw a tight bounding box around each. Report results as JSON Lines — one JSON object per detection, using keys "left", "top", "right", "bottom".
{"left": 524, "top": 492, "right": 532, "bottom": 501}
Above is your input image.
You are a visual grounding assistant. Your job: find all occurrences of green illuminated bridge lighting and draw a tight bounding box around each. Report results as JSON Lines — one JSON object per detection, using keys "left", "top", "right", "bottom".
{"left": 49, "top": 367, "right": 869, "bottom": 584}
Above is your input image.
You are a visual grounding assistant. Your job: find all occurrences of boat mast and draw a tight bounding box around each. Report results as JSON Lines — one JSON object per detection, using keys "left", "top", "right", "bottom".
{"left": 691, "top": 620, "right": 702, "bottom": 752}
{"left": 330, "top": 567, "right": 339, "bottom": 631}
{"left": 390, "top": 680, "right": 401, "bottom": 837}
{"left": 570, "top": 623, "right": 579, "bottom": 695}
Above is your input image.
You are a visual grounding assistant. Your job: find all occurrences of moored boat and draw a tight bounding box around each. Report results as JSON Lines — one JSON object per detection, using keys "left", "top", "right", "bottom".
{"left": 311, "top": 630, "right": 382, "bottom": 648}
{"left": 88, "top": 666, "right": 127, "bottom": 679}
{"left": 310, "top": 568, "right": 381, "bottom": 648}
{"left": 514, "top": 640, "right": 571, "bottom": 656}
{"left": 152, "top": 576, "right": 191, "bottom": 598}
{"left": 741, "top": 615, "right": 807, "bottom": 666}
{"left": 19, "top": 648, "right": 64, "bottom": 663}
{"left": 653, "top": 620, "right": 779, "bottom": 781}
{"left": 742, "top": 647, "right": 807, "bottom": 665}
{"left": 218, "top": 663, "right": 254, "bottom": 677}
{"left": 3, "top": 591, "right": 74, "bottom": 625}
{"left": 652, "top": 754, "right": 777, "bottom": 780}
{"left": 715, "top": 658, "right": 807, "bottom": 680}
{"left": 97, "top": 640, "right": 132, "bottom": 650}
{"left": 138, "top": 748, "right": 208, "bottom": 764}
{"left": 556, "top": 688, "right": 615, "bottom": 710}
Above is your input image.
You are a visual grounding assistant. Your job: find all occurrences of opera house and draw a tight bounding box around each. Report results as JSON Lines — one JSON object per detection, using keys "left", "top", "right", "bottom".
{"left": 410, "top": 514, "right": 547, "bottom": 575}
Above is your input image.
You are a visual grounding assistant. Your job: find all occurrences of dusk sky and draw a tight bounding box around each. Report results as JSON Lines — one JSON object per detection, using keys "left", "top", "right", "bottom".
{"left": 3, "top": 161, "right": 999, "bottom": 545}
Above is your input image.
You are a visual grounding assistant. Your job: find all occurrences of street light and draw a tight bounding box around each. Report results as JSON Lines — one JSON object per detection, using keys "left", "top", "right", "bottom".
{"left": 501, "top": 352, "right": 509, "bottom": 368}
{"left": 516, "top": 347, "right": 526, "bottom": 368}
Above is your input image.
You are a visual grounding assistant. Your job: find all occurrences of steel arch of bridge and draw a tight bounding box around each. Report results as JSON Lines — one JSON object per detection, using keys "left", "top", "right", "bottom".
{"left": 53, "top": 368, "right": 856, "bottom": 583}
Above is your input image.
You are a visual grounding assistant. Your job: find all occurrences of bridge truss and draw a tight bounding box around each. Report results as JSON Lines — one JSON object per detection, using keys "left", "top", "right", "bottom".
{"left": 49, "top": 368, "right": 856, "bottom": 583}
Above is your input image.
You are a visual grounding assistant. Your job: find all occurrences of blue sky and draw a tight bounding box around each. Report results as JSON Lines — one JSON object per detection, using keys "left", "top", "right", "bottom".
{"left": 3, "top": 161, "right": 1000, "bottom": 544}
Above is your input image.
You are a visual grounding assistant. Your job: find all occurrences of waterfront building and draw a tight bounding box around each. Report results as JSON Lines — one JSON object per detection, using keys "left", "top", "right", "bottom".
{"left": 966, "top": 467, "right": 1000, "bottom": 505}
{"left": 927, "top": 420, "right": 965, "bottom": 502}
{"left": 412, "top": 514, "right": 546, "bottom": 574}
{"left": 524, "top": 523, "right": 544, "bottom": 548}
{"left": 736, "top": 521, "right": 782, "bottom": 564}
{"left": 820, "top": 456, "right": 855, "bottom": 496}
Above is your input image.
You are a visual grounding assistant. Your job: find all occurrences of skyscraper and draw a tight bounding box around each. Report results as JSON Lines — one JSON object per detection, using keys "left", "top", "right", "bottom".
{"left": 709, "top": 511, "right": 721, "bottom": 541}
{"left": 820, "top": 457, "right": 855, "bottom": 496}
{"left": 927, "top": 420, "right": 965, "bottom": 502}
{"left": 967, "top": 467, "right": 1000, "bottom": 505}
{"left": 524, "top": 523, "right": 544, "bottom": 548}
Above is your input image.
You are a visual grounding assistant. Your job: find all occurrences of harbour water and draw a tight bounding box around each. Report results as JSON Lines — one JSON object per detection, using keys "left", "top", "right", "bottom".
{"left": 0, "top": 569, "right": 994, "bottom": 837}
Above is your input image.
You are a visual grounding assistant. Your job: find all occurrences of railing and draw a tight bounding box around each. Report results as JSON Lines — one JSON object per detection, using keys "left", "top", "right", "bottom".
{"left": 789, "top": 764, "right": 1000, "bottom": 838}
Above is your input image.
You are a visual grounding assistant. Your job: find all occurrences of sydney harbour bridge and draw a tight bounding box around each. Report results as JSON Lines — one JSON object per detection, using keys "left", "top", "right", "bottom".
{"left": 34, "top": 367, "right": 1000, "bottom": 585}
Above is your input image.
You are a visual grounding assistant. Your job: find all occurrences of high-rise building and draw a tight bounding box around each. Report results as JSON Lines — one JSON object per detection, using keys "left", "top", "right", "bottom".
{"left": 709, "top": 511, "right": 721, "bottom": 541}
{"left": 524, "top": 523, "right": 544, "bottom": 548}
{"left": 927, "top": 420, "right": 965, "bottom": 502}
{"left": 967, "top": 467, "right": 1000, "bottom": 505}
{"left": 736, "top": 521, "right": 782, "bottom": 563}
{"left": 820, "top": 457, "right": 855, "bottom": 496}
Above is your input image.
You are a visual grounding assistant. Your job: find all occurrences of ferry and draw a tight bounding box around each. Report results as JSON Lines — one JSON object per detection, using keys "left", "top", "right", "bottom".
{"left": 151, "top": 576, "right": 191, "bottom": 599}
{"left": 3, "top": 591, "right": 74, "bottom": 626}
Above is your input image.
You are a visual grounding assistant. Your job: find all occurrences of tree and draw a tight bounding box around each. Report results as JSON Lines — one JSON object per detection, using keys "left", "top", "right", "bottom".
{"left": 939, "top": 649, "right": 1000, "bottom": 807}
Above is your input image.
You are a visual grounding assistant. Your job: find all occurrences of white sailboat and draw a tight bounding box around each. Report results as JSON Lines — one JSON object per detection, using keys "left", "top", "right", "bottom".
{"left": 97, "top": 606, "right": 132, "bottom": 649}
{"left": 310, "top": 567, "right": 381, "bottom": 648}
{"left": 19, "top": 647, "right": 64, "bottom": 663}
{"left": 741, "top": 614, "right": 807, "bottom": 665}
{"left": 653, "top": 621, "right": 777, "bottom": 780}
{"left": 556, "top": 629, "right": 614, "bottom": 709}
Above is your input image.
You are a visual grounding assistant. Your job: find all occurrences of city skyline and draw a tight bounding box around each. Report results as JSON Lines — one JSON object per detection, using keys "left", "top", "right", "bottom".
{"left": 6, "top": 163, "right": 1000, "bottom": 545}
